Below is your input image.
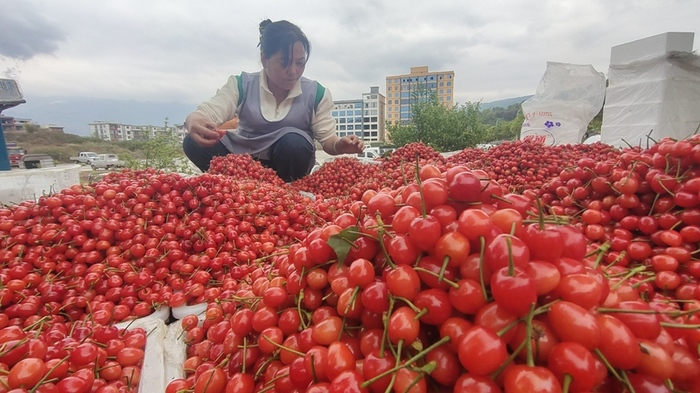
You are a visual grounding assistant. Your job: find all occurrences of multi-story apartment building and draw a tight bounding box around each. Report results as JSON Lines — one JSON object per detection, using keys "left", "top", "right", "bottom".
{"left": 89, "top": 121, "right": 186, "bottom": 142}
{"left": 331, "top": 86, "right": 386, "bottom": 144}
{"left": 0, "top": 116, "right": 35, "bottom": 132}
{"left": 385, "top": 66, "right": 455, "bottom": 126}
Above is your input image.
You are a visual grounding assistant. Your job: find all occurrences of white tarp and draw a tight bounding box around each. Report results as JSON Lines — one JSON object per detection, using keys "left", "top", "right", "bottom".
{"left": 520, "top": 62, "right": 606, "bottom": 145}
{"left": 601, "top": 52, "right": 700, "bottom": 148}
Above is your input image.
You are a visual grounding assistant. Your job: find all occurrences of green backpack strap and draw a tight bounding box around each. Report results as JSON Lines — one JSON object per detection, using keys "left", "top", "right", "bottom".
{"left": 238, "top": 74, "right": 324, "bottom": 111}
{"left": 314, "top": 82, "right": 326, "bottom": 112}
{"left": 236, "top": 74, "right": 244, "bottom": 106}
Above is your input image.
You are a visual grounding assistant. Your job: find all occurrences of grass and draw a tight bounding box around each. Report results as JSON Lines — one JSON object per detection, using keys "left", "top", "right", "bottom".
{"left": 5, "top": 131, "right": 146, "bottom": 163}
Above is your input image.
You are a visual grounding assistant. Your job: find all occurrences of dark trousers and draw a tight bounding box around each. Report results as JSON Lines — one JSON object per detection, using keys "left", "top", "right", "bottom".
{"left": 183, "top": 133, "right": 315, "bottom": 182}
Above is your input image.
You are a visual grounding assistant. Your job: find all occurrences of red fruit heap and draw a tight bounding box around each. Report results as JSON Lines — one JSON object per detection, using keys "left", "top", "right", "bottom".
{"left": 448, "top": 140, "right": 621, "bottom": 193}
{"left": 291, "top": 157, "right": 381, "bottom": 200}
{"left": 0, "top": 319, "right": 148, "bottom": 393}
{"left": 208, "top": 153, "right": 286, "bottom": 186}
{"left": 169, "top": 159, "right": 700, "bottom": 393}
{"left": 540, "top": 137, "right": 700, "bottom": 300}
{"left": 0, "top": 136, "right": 699, "bottom": 392}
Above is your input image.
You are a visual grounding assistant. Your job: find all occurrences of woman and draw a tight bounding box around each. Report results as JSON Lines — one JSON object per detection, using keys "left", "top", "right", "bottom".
{"left": 183, "top": 19, "right": 364, "bottom": 182}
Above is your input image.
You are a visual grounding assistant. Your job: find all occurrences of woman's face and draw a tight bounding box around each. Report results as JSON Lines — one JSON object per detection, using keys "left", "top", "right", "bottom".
{"left": 262, "top": 41, "right": 307, "bottom": 93}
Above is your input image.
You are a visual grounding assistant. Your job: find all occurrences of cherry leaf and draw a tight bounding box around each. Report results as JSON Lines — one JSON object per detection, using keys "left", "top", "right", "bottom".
{"left": 327, "top": 226, "right": 361, "bottom": 265}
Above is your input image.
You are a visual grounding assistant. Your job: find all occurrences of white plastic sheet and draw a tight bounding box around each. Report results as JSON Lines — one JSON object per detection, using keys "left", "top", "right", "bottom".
{"left": 601, "top": 52, "right": 700, "bottom": 148}
{"left": 117, "top": 317, "right": 168, "bottom": 393}
{"left": 520, "top": 62, "right": 606, "bottom": 145}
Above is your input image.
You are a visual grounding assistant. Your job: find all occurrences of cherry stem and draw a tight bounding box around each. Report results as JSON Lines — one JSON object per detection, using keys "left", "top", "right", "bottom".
{"left": 587, "top": 242, "right": 611, "bottom": 269}
{"left": 344, "top": 286, "right": 361, "bottom": 315}
{"left": 506, "top": 236, "right": 515, "bottom": 276}
{"left": 412, "top": 267, "right": 459, "bottom": 289}
{"left": 524, "top": 303, "right": 535, "bottom": 367}
{"left": 660, "top": 322, "right": 700, "bottom": 329}
{"left": 478, "top": 236, "right": 489, "bottom": 302}
{"left": 28, "top": 355, "right": 70, "bottom": 393}
{"left": 360, "top": 336, "right": 450, "bottom": 389}
{"left": 534, "top": 197, "right": 546, "bottom": 230}
{"left": 593, "top": 348, "right": 624, "bottom": 383}
{"left": 490, "top": 339, "right": 526, "bottom": 380}
{"left": 0, "top": 337, "right": 29, "bottom": 358}
{"left": 379, "top": 296, "right": 395, "bottom": 358}
{"left": 376, "top": 225, "right": 397, "bottom": 269}
{"left": 261, "top": 334, "right": 305, "bottom": 357}
{"left": 562, "top": 373, "right": 572, "bottom": 393}
{"left": 241, "top": 337, "right": 247, "bottom": 374}
{"left": 619, "top": 371, "right": 638, "bottom": 393}
{"left": 384, "top": 339, "right": 403, "bottom": 393}
{"left": 392, "top": 295, "right": 427, "bottom": 318}
{"left": 254, "top": 355, "right": 278, "bottom": 381}
{"left": 609, "top": 265, "right": 647, "bottom": 291}
{"left": 402, "top": 362, "right": 434, "bottom": 393}
{"left": 437, "top": 255, "right": 450, "bottom": 283}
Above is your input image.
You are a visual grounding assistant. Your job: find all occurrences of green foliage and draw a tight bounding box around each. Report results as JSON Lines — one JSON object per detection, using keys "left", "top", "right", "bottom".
{"left": 481, "top": 103, "right": 523, "bottom": 126}
{"left": 388, "top": 93, "right": 487, "bottom": 152}
{"left": 485, "top": 111, "right": 525, "bottom": 143}
{"left": 123, "top": 131, "right": 197, "bottom": 175}
{"left": 588, "top": 108, "right": 603, "bottom": 132}
{"left": 24, "top": 124, "right": 40, "bottom": 134}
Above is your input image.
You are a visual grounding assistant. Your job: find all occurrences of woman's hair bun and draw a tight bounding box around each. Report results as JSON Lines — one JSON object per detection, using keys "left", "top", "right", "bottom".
{"left": 259, "top": 19, "right": 272, "bottom": 35}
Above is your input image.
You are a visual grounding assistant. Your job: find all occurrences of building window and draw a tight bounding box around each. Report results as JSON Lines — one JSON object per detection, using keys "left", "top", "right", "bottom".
{"left": 440, "top": 82, "right": 444, "bottom": 87}
{"left": 447, "top": 96, "right": 452, "bottom": 100}
{"left": 447, "top": 89, "right": 451, "bottom": 93}
{"left": 447, "top": 81, "right": 452, "bottom": 86}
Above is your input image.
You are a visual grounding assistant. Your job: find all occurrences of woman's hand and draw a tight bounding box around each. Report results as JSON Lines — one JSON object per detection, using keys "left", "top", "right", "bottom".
{"left": 333, "top": 135, "right": 364, "bottom": 155}
{"left": 186, "top": 114, "right": 224, "bottom": 147}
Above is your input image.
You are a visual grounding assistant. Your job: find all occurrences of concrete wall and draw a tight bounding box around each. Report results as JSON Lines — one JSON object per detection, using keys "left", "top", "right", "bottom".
{"left": 0, "top": 164, "right": 82, "bottom": 205}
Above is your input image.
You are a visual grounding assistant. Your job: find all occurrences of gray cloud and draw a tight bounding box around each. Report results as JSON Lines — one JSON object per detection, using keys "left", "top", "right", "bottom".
{"left": 3, "top": 0, "right": 699, "bottom": 115}
{"left": 0, "top": 1, "right": 65, "bottom": 59}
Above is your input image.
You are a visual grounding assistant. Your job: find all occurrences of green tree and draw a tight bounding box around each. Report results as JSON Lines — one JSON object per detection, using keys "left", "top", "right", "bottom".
{"left": 123, "top": 131, "right": 197, "bottom": 174}
{"left": 24, "top": 124, "right": 40, "bottom": 134}
{"left": 485, "top": 111, "right": 525, "bottom": 142}
{"left": 481, "top": 103, "right": 522, "bottom": 126}
{"left": 388, "top": 92, "right": 487, "bottom": 152}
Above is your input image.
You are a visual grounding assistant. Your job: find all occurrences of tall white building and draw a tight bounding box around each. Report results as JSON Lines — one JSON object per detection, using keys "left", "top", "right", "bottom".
{"left": 89, "top": 121, "right": 186, "bottom": 142}
{"left": 331, "top": 86, "right": 386, "bottom": 144}
{"left": 386, "top": 66, "right": 455, "bottom": 126}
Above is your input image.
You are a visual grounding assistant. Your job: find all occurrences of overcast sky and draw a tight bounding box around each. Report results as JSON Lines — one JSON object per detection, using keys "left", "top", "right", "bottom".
{"left": 1, "top": 0, "right": 699, "bottom": 108}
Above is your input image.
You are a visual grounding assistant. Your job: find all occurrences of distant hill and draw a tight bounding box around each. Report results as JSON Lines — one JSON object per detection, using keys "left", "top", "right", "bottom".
{"left": 481, "top": 95, "right": 533, "bottom": 110}
{"left": 4, "top": 95, "right": 196, "bottom": 136}
{"left": 4, "top": 93, "right": 534, "bottom": 137}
